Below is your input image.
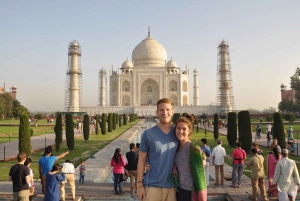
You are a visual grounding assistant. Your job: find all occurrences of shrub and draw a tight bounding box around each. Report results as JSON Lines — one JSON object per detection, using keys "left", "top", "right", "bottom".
{"left": 213, "top": 114, "right": 219, "bottom": 140}
{"left": 273, "top": 112, "right": 286, "bottom": 149}
{"left": 119, "top": 114, "right": 122, "bottom": 127}
{"left": 238, "top": 110, "right": 252, "bottom": 153}
{"left": 108, "top": 113, "right": 113, "bottom": 132}
{"left": 55, "top": 113, "right": 63, "bottom": 153}
{"left": 65, "top": 114, "right": 74, "bottom": 150}
{"left": 83, "top": 114, "right": 90, "bottom": 142}
{"left": 283, "top": 113, "right": 295, "bottom": 122}
{"left": 19, "top": 113, "right": 31, "bottom": 156}
{"left": 227, "top": 112, "right": 237, "bottom": 147}
{"left": 266, "top": 115, "right": 274, "bottom": 122}
{"left": 112, "top": 113, "right": 116, "bottom": 130}
{"left": 95, "top": 115, "right": 99, "bottom": 134}
{"left": 123, "top": 114, "right": 127, "bottom": 125}
{"left": 101, "top": 113, "right": 107, "bottom": 134}
{"left": 30, "top": 128, "right": 33, "bottom": 137}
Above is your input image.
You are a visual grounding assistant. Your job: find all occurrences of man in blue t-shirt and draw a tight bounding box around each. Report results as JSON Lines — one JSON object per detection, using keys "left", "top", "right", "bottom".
{"left": 38, "top": 146, "right": 69, "bottom": 194}
{"left": 137, "top": 98, "right": 179, "bottom": 201}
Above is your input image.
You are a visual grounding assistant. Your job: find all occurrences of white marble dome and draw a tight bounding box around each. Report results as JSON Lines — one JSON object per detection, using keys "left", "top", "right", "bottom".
{"left": 132, "top": 33, "right": 167, "bottom": 67}
{"left": 166, "top": 59, "right": 178, "bottom": 68}
{"left": 121, "top": 59, "right": 133, "bottom": 68}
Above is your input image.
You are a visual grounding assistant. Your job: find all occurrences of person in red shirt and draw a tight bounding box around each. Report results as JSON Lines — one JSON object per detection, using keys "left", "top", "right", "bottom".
{"left": 230, "top": 142, "right": 246, "bottom": 188}
{"left": 110, "top": 148, "right": 126, "bottom": 195}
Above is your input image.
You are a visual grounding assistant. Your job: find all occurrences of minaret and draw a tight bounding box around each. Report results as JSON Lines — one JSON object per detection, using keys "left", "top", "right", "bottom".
{"left": 217, "top": 40, "right": 234, "bottom": 112}
{"left": 98, "top": 68, "right": 107, "bottom": 106}
{"left": 193, "top": 68, "right": 199, "bottom": 106}
{"left": 65, "top": 40, "right": 82, "bottom": 112}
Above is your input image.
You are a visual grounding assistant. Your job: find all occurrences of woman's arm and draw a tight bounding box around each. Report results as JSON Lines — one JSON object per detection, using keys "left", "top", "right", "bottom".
{"left": 56, "top": 173, "right": 66, "bottom": 181}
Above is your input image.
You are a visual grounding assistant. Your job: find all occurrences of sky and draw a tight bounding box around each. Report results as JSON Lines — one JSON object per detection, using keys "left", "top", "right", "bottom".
{"left": 0, "top": 1, "right": 300, "bottom": 112}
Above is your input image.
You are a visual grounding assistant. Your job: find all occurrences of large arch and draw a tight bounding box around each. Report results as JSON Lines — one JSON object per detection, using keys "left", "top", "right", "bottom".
{"left": 170, "top": 95, "right": 177, "bottom": 106}
{"left": 122, "top": 80, "right": 130, "bottom": 92}
{"left": 169, "top": 80, "right": 177, "bottom": 91}
{"left": 112, "top": 95, "right": 117, "bottom": 106}
{"left": 182, "top": 81, "right": 188, "bottom": 92}
{"left": 122, "top": 95, "right": 130, "bottom": 106}
{"left": 183, "top": 95, "right": 188, "bottom": 106}
{"left": 141, "top": 78, "right": 159, "bottom": 106}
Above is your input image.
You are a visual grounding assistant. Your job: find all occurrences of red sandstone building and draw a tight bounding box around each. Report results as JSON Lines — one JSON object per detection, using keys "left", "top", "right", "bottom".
{"left": 280, "top": 83, "right": 295, "bottom": 103}
{"left": 0, "top": 83, "right": 17, "bottom": 100}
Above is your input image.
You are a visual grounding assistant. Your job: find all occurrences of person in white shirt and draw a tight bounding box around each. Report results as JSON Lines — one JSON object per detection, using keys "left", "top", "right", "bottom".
{"left": 211, "top": 140, "right": 226, "bottom": 185}
{"left": 273, "top": 149, "right": 300, "bottom": 201}
{"left": 60, "top": 159, "right": 75, "bottom": 201}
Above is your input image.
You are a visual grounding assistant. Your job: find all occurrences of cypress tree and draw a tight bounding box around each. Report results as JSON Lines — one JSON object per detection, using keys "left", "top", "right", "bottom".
{"left": 95, "top": 115, "right": 99, "bottom": 135}
{"left": 19, "top": 113, "right": 31, "bottom": 156}
{"left": 227, "top": 112, "right": 237, "bottom": 147}
{"left": 119, "top": 114, "right": 122, "bottom": 127}
{"left": 172, "top": 113, "right": 181, "bottom": 124}
{"left": 273, "top": 112, "right": 286, "bottom": 149}
{"left": 238, "top": 110, "right": 252, "bottom": 153}
{"left": 123, "top": 113, "right": 127, "bottom": 125}
{"left": 101, "top": 113, "right": 107, "bottom": 134}
{"left": 115, "top": 113, "right": 119, "bottom": 125}
{"left": 213, "top": 113, "right": 219, "bottom": 140}
{"left": 83, "top": 114, "right": 90, "bottom": 142}
{"left": 112, "top": 113, "right": 116, "bottom": 130}
{"left": 55, "top": 113, "right": 63, "bottom": 153}
{"left": 65, "top": 113, "right": 74, "bottom": 150}
{"left": 108, "top": 113, "right": 113, "bottom": 132}
{"left": 196, "top": 119, "right": 199, "bottom": 133}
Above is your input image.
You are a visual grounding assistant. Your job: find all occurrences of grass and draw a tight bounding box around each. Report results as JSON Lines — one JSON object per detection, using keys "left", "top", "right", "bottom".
{"left": 0, "top": 126, "right": 59, "bottom": 143}
{"left": 0, "top": 119, "right": 53, "bottom": 125}
{"left": 0, "top": 120, "right": 139, "bottom": 181}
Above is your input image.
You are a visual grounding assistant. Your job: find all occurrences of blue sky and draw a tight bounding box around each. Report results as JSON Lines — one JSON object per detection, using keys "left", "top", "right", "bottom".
{"left": 0, "top": 1, "right": 299, "bottom": 112}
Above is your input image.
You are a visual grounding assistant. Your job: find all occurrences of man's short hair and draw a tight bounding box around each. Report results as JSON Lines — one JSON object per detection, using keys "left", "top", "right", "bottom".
{"left": 65, "top": 159, "right": 71, "bottom": 163}
{"left": 251, "top": 148, "right": 258, "bottom": 154}
{"left": 236, "top": 142, "right": 242, "bottom": 147}
{"left": 17, "top": 152, "right": 26, "bottom": 162}
{"left": 136, "top": 143, "right": 140, "bottom": 148}
{"left": 282, "top": 149, "right": 289, "bottom": 156}
{"left": 156, "top": 98, "right": 172, "bottom": 109}
{"left": 130, "top": 143, "right": 135, "bottom": 150}
{"left": 217, "top": 140, "right": 222, "bottom": 144}
{"left": 45, "top": 146, "right": 53, "bottom": 154}
{"left": 252, "top": 142, "right": 258, "bottom": 147}
{"left": 201, "top": 138, "right": 207, "bottom": 144}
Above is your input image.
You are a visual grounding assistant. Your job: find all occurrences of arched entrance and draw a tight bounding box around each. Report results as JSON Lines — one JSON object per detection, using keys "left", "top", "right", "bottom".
{"left": 141, "top": 79, "right": 159, "bottom": 106}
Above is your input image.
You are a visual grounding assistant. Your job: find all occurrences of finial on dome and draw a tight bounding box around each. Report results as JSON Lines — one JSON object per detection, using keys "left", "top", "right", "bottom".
{"left": 148, "top": 27, "right": 150, "bottom": 36}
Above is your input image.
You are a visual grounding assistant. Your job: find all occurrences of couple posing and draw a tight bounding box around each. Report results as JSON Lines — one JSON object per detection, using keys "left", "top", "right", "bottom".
{"left": 137, "top": 98, "right": 207, "bottom": 201}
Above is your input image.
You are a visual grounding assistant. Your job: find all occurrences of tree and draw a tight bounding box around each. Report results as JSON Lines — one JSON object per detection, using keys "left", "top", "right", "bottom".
{"left": 83, "top": 114, "right": 90, "bottom": 142}
{"left": 101, "top": 113, "right": 107, "bottom": 134}
{"left": 0, "top": 93, "right": 13, "bottom": 118}
{"left": 19, "top": 113, "right": 31, "bottom": 156}
{"left": 112, "top": 113, "right": 116, "bottom": 130}
{"left": 227, "top": 112, "right": 237, "bottom": 147}
{"left": 238, "top": 110, "right": 252, "bottom": 153}
{"left": 108, "top": 113, "right": 113, "bottom": 132}
{"left": 33, "top": 112, "right": 43, "bottom": 127}
{"left": 119, "top": 114, "right": 122, "bottom": 127}
{"left": 273, "top": 112, "right": 286, "bottom": 149}
{"left": 266, "top": 115, "right": 274, "bottom": 122}
{"left": 95, "top": 115, "right": 99, "bottom": 134}
{"left": 123, "top": 114, "right": 127, "bottom": 125}
{"left": 116, "top": 113, "right": 119, "bottom": 125}
{"left": 12, "top": 100, "right": 29, "bottom": 118}
{"left": 55, "top": 113, "right": 63, "bottom": 153}
{"left": 213, "top": 114, "right": 219, "bottom": 140}
{"left": 278, "top": 100, "right": 296, "bottom": 113}
{"left": 172, "top": 113, "right": 181, "bottom": 124}
{"left": 283, "top": 113, "right": 296, "bottom": 122}
{"left": 65, "top": 114, "right": 74, "bottom": 150}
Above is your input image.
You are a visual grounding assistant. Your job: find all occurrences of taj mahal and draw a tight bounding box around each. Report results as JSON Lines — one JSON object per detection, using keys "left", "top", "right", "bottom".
{"left": 65, "top": 29, "right": 235, "bottom": 116}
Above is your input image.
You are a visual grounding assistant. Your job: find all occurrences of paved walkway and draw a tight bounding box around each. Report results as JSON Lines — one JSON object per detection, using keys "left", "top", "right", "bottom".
{"left": 0, "top": 120, "right": 298, "bottom": 200}
{"left": 0, "top": 129, "right": 83, "bottom": 161}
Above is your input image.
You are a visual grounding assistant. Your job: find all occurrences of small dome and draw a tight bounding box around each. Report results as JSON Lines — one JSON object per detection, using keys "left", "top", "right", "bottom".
{"left": 280, "top": 83, "right": 286, "bottom": 88}
{"left": 220, "top": 40, "right": 228, "bottom": 46}
{"left": 12, "top": 85, "right": 17, "bottom": 89}
{"left": 132, "top": 31, "right": 167, "bottom": 67}
{"left": 121, "top": 59, "right": 133, "bottom": 68}
{"left": 70, "top": 40, "right": 79, "bottom": 47}
{"left": 166, "top": 59, "right": 178, "bottom": 68}
{"left": 99, "top": 68, "right": 106, "bottom": 74}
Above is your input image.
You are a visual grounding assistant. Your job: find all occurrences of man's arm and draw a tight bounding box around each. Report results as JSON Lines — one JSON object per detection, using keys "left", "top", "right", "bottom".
{"left": 57, "top": 151, "right": 69, "bottom": 160}
{"left": 25, "top": 175, "right": 31, "bottom": 185}
{"left": 8, "top": 176, "right": 12, "bottom": 182}
{"left": 137, "top": 151, "right": 147, "bottom": 201}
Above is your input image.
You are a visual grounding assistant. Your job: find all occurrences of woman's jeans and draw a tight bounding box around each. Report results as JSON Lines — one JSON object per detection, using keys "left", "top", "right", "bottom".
{"left": 113, "top": 173, "right": 123, "bottom": 193}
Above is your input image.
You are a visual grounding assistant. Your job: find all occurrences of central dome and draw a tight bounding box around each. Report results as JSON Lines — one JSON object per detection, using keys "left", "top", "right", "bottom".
{"left": 132, "top": 32, "right": 167, "bottom": 67}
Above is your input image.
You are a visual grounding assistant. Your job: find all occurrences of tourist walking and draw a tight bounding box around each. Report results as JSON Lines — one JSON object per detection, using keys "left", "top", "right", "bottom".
{"left": 126, "top": 143, "right": 138, "bottom": 194}
{"left": 269, "top": 138, "right": 281, "bottom": 154}
{"left": 45, "top": 164, "right": 66, "bottom": 201}
{"left": 38, "top": 146, "right": 69, "bottom": 194}
{"left": 24, "top": 158, "right": 34, "bottom": 201}
{"left": 110, "top": 148, "right": 126, "bottom": 195}
{"left": 273, "top": 149, "right": 300, "bottom": 201}
{"left": 8, "top": 152, "right": 30, "bottom": 201}
{"left": 174, "top": 114, "right": 207, "bottom": 201}
{"left": 245, "top": 148, "right": 268, "bottom": 201}
{"left": 267, "top": 147, "right": 282, "bottom": 197}
{"left": 230, "top": 142, "right": 246, "bottom": 188}
{"left": 256, "top": 124, "right": 261, "bottom": 140}
{"left": 211, "top": 140, "right": 226, "bottom": 186}
{"left": 137, "top": 98, "right": 178, "bottom": 201}
{"left": 79, "top": 160, "right": 86, "bottom": 184}
{"left": 201, "top": 138, "right": 211, "bottom": 187}
{"left": 60, "top": 159, "right": 76, "bottom": 201}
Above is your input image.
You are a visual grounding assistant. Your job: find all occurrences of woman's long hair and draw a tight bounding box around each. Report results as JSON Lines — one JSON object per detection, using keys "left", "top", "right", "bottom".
{"left": 113, "top": 148, "right": 122, "bottom": 164}
{"left": 51, "top": 163, "right": 61, "bottom": 172}
{"left": 273, "top": 147, "right": 279, "bottom": 160}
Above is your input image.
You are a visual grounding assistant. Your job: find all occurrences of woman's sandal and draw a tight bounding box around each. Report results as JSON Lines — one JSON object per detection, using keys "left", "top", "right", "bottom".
{"left": 119, "top": 192, "right": 124, "bottom": 195}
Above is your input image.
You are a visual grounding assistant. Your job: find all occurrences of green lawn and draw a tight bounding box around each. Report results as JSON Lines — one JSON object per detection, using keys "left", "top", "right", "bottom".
{"left": 0, "top": 120, "right": 139, "bottom": 181}
{"left": 0, "top": 126, "right": 58, "bottom": 143}
{"left": 0, "top": 119, "right": 54, "bottom": 124}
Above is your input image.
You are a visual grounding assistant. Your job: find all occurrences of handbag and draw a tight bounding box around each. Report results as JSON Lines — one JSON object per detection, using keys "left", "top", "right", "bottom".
{"left": 122, "top": 173, "right": 128, "bottom": 181}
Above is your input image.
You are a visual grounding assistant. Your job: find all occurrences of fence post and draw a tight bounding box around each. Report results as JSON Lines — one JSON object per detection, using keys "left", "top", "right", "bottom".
{"left": 4, "top": 146, "right": 5, "bottom": 162}
{"left": 45, "top": 137, "right": 46, "bottom": 149}
{"left": 9, "top": 135, "right": 10, "bottom": 142}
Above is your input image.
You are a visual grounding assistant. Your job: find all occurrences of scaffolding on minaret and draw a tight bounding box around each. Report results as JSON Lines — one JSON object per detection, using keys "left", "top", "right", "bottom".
{"left": 64, "top": 40, "right": 82, "bottom": 112}
{"left": 215, "top": 40, "right": 235, "bottom": 112}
